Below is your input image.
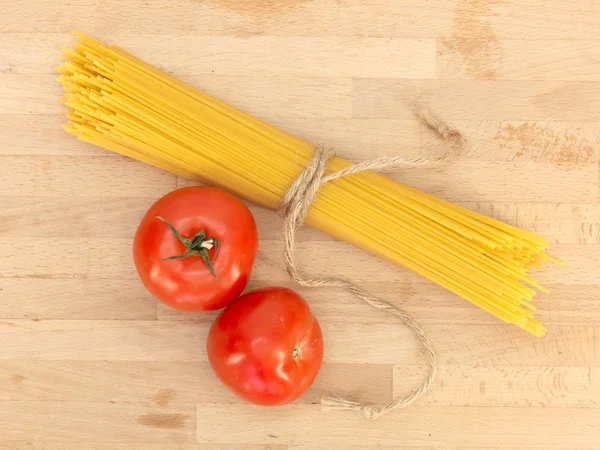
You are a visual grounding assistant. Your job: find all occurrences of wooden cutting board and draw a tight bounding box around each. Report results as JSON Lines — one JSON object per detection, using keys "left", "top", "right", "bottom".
{"left": 1, "top": 0, "right": 599, "bottom": 448}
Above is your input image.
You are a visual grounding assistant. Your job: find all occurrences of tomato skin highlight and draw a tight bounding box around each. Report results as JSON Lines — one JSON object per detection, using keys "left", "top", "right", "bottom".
{"left": 133, "top": 186, "right": 258, "bottom": 312}
{"left": 207, "top": 287, "right": 324, "bottom": 406}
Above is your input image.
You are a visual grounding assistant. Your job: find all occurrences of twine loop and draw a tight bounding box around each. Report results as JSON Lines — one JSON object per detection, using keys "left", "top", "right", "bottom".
{"left": 277, "top": 111, "right": 461, "bottom": 420}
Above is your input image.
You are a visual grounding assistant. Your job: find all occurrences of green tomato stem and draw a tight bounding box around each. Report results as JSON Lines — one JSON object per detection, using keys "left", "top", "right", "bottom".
{"left": 156, "top": 216, "right": 220, "bottom": 281}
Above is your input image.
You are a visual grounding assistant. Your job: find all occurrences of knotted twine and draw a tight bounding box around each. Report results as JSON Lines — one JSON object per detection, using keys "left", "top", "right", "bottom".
{"left": 278, "top": 111, "right": 462, "bottom": 420}
{"left": 418, "top": 109, "right": 465, "bottom": 147}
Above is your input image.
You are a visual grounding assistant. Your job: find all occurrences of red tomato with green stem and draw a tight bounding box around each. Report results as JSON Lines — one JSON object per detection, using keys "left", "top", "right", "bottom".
{"left": 133, "top": 186, "right": 258, "bottom": 312}
{"left": 207, "top": 287, "right": 324, "bottom": 406}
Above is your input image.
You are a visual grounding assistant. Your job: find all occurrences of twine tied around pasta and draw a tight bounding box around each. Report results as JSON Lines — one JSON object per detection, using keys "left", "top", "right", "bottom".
{"left": 278, "top": 111, "right": 462, "bottom": 420}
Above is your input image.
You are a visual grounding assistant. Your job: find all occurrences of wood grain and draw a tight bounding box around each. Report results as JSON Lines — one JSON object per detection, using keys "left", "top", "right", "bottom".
{"left": 0, "top": 361, "right": 392, "bottom": 405}
{"left": 0, "top": 156, "right": 176, "bottom": 198}
{"left": 353, "top": 79, "right": 600, "bottom": 121}
{"left": 0, "top": 402, "right": 196, "bottom": 443}
{"left": 394, "top": 365, "right": 600, "bottom": 407}
{"left": 1, "top": 33, "right": 436, "bottom": 79}
{"left": 337, "top": 0, "right": 600, "bottom": 40}
{"left": 6, "top": 0, "right": 598, "bottom": 40}
{"left": 0, "top": 278, "right": 156, "bottom": 320}
{"left": 1, "top": 0, "right": 599, "bottom": 448}
{"left": 0, "top": 444, "right": 284, "bottom": 450}
{"left": 422, "top": 120, "right": 600, "bottom": 164}
{"left": 195, "top": 404, "right": 600, "bottom": 448}
{"left": 438, "top": 39, "right": 600, "bottom": 81}
{"left": 0, "top": 115, "right": 107, "bottom": 156}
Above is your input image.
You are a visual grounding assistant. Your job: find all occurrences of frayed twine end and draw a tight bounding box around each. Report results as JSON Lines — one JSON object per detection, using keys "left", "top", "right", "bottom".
{"left": 418, "top": 109, "right": 465, "bottom": 148}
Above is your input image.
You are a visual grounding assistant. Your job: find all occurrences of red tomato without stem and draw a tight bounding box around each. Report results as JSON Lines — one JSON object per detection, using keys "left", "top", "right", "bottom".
{"left": 207, "top": 287, "right": 324, "bottom": 406}
{"left": 133, "top": 186, "right": 258, "bottom": 312}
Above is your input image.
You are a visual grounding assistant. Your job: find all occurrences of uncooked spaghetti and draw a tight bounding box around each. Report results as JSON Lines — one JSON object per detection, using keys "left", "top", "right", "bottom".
{"left": 57, "top": 32, "right": 560, "bottom": 337}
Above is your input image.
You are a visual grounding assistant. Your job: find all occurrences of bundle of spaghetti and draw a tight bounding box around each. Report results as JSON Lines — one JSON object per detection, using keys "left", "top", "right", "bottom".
{"left": 57, "top": 32, "right": 560, "bottom": 337}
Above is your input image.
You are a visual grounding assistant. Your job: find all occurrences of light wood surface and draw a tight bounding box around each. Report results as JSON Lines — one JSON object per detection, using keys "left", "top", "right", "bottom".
{"left": 1, "top": 1, "right": 599, "bottom": 448}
